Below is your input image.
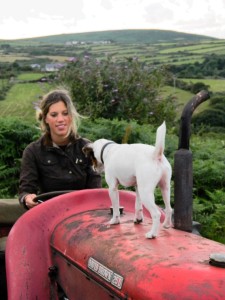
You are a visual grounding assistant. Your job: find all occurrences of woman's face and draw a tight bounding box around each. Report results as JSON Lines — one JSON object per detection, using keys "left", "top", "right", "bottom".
{"left": 45, "top": 100, "right": 72, "bottom": 143}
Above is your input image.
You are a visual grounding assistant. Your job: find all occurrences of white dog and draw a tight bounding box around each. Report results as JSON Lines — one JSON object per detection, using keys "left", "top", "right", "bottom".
{"left": 83, "top": 121, "right": 172, "bottom": 238}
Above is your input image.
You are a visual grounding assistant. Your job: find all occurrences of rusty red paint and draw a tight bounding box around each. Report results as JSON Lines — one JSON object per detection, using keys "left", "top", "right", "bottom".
{"left": 51, "top": 209, "right": 225, "bottom": 299}
{"left": 5, "top": 189, "right": 225, "bottom": 300}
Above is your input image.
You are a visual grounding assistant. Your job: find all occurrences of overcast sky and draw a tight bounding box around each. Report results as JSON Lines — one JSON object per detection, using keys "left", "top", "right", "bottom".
{"left": 1, "top": 0, "right": 225, "bottom": 40}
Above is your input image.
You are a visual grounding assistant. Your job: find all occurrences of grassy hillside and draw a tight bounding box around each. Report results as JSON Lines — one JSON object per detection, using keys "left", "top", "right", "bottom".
{"left": 0, "top": 29, "right": 224, "bottom": 123}
{"left": 1, "top": 29, "right": 216, "bottom": 45}
{"left": 0, "top": 34, "right": 224, "bottom": 68}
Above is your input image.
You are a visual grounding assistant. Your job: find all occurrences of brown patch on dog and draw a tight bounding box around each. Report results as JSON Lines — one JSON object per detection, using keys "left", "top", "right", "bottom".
{"left": 82, "top": 145, "right": 98, "bottom": 170}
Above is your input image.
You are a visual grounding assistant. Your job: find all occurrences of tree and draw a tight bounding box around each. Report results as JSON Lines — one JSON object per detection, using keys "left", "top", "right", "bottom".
{"left": 59, "top": 56, "right": 176, "bottom": 125}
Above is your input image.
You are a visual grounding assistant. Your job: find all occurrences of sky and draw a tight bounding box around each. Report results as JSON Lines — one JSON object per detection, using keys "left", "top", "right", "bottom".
{"left": 1, "top": 0, "right": 225, "bottom": 40}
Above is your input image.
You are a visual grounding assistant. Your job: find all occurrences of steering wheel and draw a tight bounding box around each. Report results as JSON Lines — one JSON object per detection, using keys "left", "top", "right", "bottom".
{"left": 33, "top": 190, "right": 74, "bottom": 203}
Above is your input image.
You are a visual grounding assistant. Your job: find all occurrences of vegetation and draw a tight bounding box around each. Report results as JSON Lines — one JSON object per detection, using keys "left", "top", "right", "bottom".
{"left": 192, "top": 95, "right": 225, "bottom": 133}
{"left": 169, "top": 54, "right": 225, "bottom": 78}
{"left": 59, "top": 57, "right": 176, "bottom": 124}
{"left": 0, "top": 118, "right": 39, "bottom": 197}
{"left": 1, "top": 30, "right": 224, "bottom": 67}
{"left": 0, "top": 81, "right": 53, "bottom": 122}
{"left": 192, "top": 135, "right": 225, "bottom": 243}
{"left": 1, "top": 29, "right": 215, "bottom": 44}
{"left": 0, "top": 116, "right": 224, "bottom": 243}
{"left": 0, "top": 29, "right": 224, "bottom": 243}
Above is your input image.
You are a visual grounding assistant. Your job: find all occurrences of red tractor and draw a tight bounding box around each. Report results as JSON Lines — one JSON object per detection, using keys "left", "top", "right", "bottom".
{"left": 2, "top": 188, "right": 225, "bottom": 300}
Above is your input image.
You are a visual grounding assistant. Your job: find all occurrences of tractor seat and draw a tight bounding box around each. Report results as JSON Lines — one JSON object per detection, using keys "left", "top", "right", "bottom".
{"left": 0, "top": 237, "right": 7, "bottom": 253}
{"left": 0, "top": 199, "right": 26, "bottom": 252}
{"left": 0, "top": 199, "right": 26, "bottom": 224}
{"left": 0, "top": 199, "right": 26, "bottom": 299}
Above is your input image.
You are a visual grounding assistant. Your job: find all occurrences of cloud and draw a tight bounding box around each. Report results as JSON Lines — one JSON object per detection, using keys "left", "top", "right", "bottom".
{"left": 100, "top": 0, "right": 113, "bottom": 10}
{"left": 171, "top": 0, "right": 225, "bottom": 38}
{"left": 143, "top": 3, "right": 174, "bottom": 24}
{"left": 0, "top": 0, "right": 85, "bottom": 19}
{"left": 0, "top": 0, "right": 86, "bottom": 38}
{"left": 0, "top": 0, "right": 224, "bottom": 39}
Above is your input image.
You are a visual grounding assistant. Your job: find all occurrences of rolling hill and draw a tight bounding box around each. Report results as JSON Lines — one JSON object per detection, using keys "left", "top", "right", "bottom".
{"left": 1, "top": 29, "right": 217, "bottom": 45}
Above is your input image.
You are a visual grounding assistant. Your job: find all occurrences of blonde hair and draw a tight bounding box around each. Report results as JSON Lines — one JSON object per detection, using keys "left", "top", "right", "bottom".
{"left": 37, "top": 89, "right": 81, "bottom": 137}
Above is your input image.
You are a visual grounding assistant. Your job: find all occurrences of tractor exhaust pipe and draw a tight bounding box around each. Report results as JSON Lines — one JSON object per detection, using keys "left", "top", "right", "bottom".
{"left": 174, "top": 90, "right": 210, "bottom": 232}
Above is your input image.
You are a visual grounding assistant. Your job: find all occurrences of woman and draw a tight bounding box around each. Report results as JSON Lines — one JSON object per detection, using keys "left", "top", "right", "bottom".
{"left": 19, "top": 89, "right": 101, "bottom": 209}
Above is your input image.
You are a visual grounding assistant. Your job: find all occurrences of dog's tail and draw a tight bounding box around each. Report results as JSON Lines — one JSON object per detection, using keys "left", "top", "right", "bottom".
{"left": 153, "top": 121, "right": 166, "bottom": 160}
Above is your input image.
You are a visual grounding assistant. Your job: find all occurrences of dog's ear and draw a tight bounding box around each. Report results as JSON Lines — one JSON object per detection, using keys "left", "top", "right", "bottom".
{"left": 82, "top": 143, "right": 94, "bottom": 158}
{"left": 82, "top": 144, "right": 99, "bottom": 170}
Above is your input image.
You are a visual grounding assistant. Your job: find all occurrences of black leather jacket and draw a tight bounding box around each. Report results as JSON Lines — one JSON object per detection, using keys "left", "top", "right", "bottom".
{"left": 19, "top": 134, "right": 102, "bottom": 205}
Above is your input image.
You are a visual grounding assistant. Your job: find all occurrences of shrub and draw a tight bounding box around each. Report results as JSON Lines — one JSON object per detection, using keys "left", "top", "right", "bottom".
{"left": 59, "top": 56, "right": 176, "bottom": 125}
{"left": 192, "top": 94, "right": 225, "bottom": 131}
{"left": 0, "top": 117, "right": 39, "bottom": 197}
{"left": 193, "top": 190, "right": 225, "bottom": 244}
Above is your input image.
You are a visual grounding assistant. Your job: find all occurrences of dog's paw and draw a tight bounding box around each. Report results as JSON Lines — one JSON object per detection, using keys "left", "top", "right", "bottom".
{"left": 109, "top": 216, "right": 120, "bottom": 225}
{"left": 135, "top": 209, "right": 144, "bottom": 222}
{"left": 134, "top": 218, "right": 143, "bottom": 224}
{"left": 162, "top": 218, "right": 172, "bottom": 229}
{"left": 145, "top": 231, "right": 157, "bottom": 239}
{"left": 162, "top": 222, "right": 171, "bottom": 229}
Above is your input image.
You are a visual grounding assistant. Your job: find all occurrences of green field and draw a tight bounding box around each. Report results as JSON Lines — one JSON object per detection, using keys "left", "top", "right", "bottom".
{"left": 182, "top": 78, "right": 225, "bottom": 93}
{"left": 0, "top": 80, "right": 217, "bottom": 123}
{"left": 0, "top": 75, "right": 224, "bottom": 123}
{"left": 0, "top": 82, "right": 53, "bottom": 122}
{"left": 0, "top": 30, "right": 225, "bottom": 122}
{"left": 1, "top": 29, "right": 225, "bottom": 66}
{"left": 17, "top": 72, "right": 47, "bottom": 81}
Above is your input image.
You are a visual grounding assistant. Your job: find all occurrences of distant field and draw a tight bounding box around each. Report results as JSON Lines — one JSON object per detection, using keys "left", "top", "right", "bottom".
{"left": 161, "top": 77, "right": 225, "bottom": 118}
{"left": 35, "top": 55, "right": 69, "bottom": 62}
{"left": 160, "top": 86, "right": 201, "bottom": 118}
{"left": 159, "top": 43, "right": 225, "bottom": 54}
{"left": 17, "top": 72, "right": 47, "bottom": 81}
{"left": 1, "top": 34, "right": 225, "bottom": 66}
{"left": 0, "top": 81, "right": 206, "bottom": 123}
{"left": 0, "top": 82, "right": 53, "bottom": 122}
{"left": 0, "top": 54, "right": 31, "bottom": 63}
{"left": 0, "top": 31, "right": 224, "bottom": 123}
{"left": 182, "top": 78, "right": 225, "bottom": 93}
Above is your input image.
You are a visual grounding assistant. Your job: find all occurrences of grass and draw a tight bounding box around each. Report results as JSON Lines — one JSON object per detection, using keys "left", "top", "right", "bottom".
{"left": 161, "top": 77, "right": 225, "bottom": 118}
{"left": 17, "top": 72, "right": 47, "bottom": 81}
{"left": 0, "top": 82, "right": 53, "bottom": 122}
{"left": 159, "top": 43, "right": 225, "bottom": 54}
{"left": 0, "top": 54, "right": 31, "bottom": 63}
{"left": 182, "top": 78, "right": 225, "bottom": 93}
{"left": 160, "top": 86, "right": 210, "bottom": 117}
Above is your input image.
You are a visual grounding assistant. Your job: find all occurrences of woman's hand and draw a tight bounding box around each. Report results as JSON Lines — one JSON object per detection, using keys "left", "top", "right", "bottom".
{"left": 25, "top": 194, "right": 38, "bottom": 209}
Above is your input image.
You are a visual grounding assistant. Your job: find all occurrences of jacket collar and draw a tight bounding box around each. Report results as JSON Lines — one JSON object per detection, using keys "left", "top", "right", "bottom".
{"left": 42, "top": 133, "right": 79, "bottom": 147}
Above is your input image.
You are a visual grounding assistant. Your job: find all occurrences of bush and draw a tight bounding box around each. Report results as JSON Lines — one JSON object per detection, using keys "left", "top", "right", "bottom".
{"left": 0, "top": 117, "right": 39, "bottom": 197}
{"left": 192, "top": 94, "right": 225, "bottom": 131}
{"left": 193, "top": 190, "right": 225, "bottom": 244}
{"left": 59, "top": 56, "right": 176, "bottom": 125}
{"left": 191, "top": 133, "right": 225, "bottom": 243}
{"left": 79, "top": 118, "right": 156, "bottom": 143}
